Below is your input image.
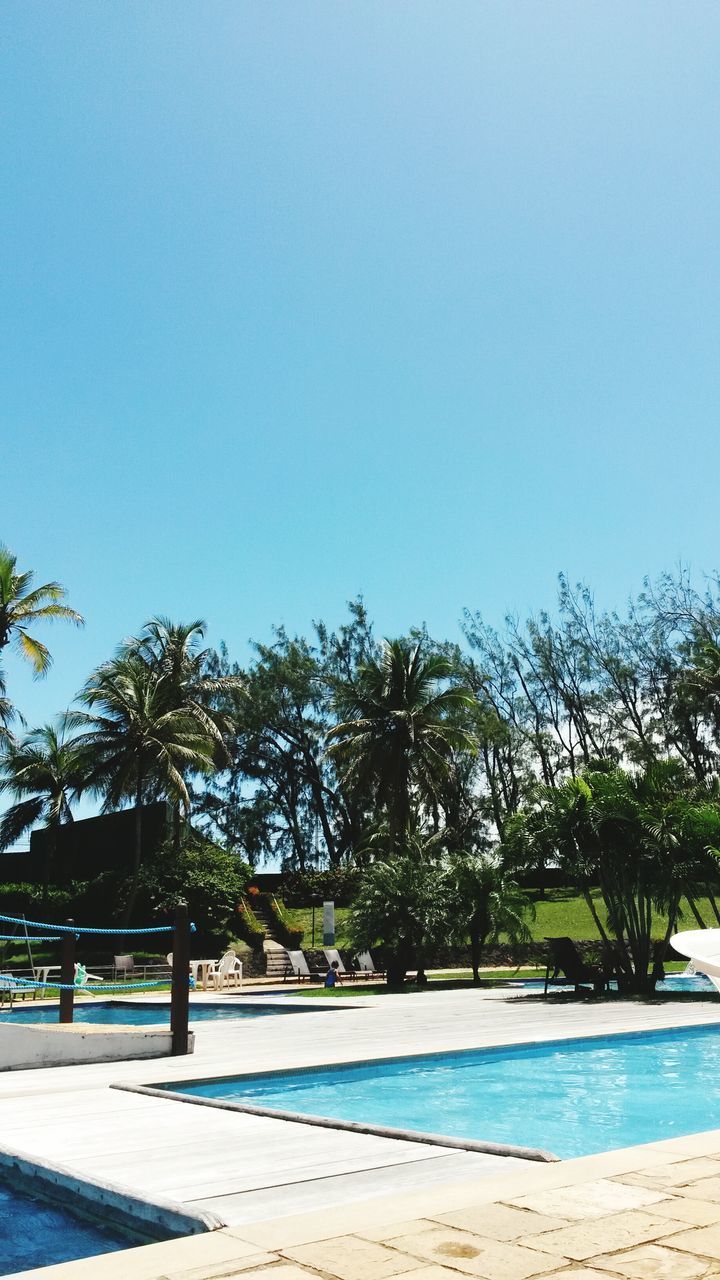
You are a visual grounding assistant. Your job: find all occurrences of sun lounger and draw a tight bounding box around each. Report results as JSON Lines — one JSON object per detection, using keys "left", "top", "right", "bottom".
{"left": 283, "top": 949, "right": 323, "bottom": 982}
{"left": 354, "top": 950, "right": 385, "bottom": 978}
{"left": 544, "top": 936, "right": 611, "bottom": 995}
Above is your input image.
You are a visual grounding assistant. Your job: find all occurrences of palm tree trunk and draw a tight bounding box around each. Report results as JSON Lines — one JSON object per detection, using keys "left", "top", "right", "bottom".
{"left": 121, "top": 781, "right": 144, "bottom": 927}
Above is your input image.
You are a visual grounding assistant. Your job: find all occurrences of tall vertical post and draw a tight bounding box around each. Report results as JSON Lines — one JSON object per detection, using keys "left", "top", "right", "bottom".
{"left": 170, "top": 901, "right": 190, "bottom": 1055}
{"left": 59, "top": 919, "right": 75, "bottom": 1024}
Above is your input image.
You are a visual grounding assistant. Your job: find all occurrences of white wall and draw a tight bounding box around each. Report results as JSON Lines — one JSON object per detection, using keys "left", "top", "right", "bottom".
{"left": 0, "top": 1021, "right": 194, "bottom": 1070}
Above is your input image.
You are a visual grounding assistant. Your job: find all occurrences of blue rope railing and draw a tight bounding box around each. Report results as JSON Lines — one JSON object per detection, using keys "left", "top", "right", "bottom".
{"left": 0, "top": 912, "right": 195, "bottom": 936}
{"left": 3, "top": 976, "right": 173, "bottom": 992}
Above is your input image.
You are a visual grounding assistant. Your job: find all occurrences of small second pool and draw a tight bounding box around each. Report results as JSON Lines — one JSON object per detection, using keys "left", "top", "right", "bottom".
{"left": 0, "top": 999, "right": 322, "bottom": 1027}
{"left": 0, "top": 1178, "right": 130, "bottom": 1276}
{"left": 164, "top": 1022, "right": 720, "bottom": 1158}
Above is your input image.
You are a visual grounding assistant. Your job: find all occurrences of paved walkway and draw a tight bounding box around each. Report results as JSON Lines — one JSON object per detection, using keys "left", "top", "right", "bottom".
{"left": 3, "top": 988, "right": 720, "bottom": 1277}
{"left": 14, "top": 1129, "right": 720, "bottom": 1278}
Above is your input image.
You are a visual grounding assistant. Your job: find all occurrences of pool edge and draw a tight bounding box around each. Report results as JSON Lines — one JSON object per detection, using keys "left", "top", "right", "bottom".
{"left": 112, "top": 1081, "right": 560, "bottom": 1164}
{"left": 0, "top": 1140, "right": 225, "bottom": 1240}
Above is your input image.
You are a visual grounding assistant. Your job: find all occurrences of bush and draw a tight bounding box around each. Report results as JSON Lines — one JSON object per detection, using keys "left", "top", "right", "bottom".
{"left": 0, "top": 881, "right": 84, "bottom": 921}
{"left": 263, "top": 894, "right": 304, "bottom": 948}
{"left": 235, "top": 898, "right": 266, "bottom": 950}
{"left": 135, "top": 838, "right": 253, "bottom": 945}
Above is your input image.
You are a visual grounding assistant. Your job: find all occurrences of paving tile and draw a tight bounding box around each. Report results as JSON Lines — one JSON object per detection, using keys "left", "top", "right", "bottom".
{"left": 519, "top": 1210, "right": 689, "bottom": 1261}
{"left": 385, "top": 1226, "right": 564, "bottom": 1278}
{"left": 281, "top": 1235, "right": 424, "bottom": 1279}
{"left": 544, "top": 1273, "right": 627, "bottom": 1280}
{"left": 434, "top": 1204, "right": 570, "bottom": 1241}
{"left": 665, "top": 1224, "right": 720, "bottom": 1261}
{"left": 509, "top": 1180, "right": 670, "bottom": 1221}
{"left": 590, "top": 1242, "right": 711, "bottom": 1279}
{"left": 223, "top": 1268, "right": 327, "bottom": 1280}
{"left": 358, "top": 1219, "right": 439, "bottom": 1243}
{"left": 174, "top": 1252, "right": 280, "bottom": 1279}
{"left": 614, "top": 1160, "right": 720, "bottom": 1189}
{"left": 681, "top": 1179, "right": 720, "bottom": 1204}
{"left": 650, "top": 1197, "right": 720, "bottom": 1227}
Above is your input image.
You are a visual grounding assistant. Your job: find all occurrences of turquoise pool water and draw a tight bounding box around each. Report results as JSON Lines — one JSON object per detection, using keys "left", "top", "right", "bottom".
{"left": 0, "top": 999, "right": 317, "bottom": 1026}
{"left": 0, "top": 1179, "right": 128, "bottom": 1275}
{"left": 169, "top": 1023, "right": 720, "bottom": 1158}
{"left": 521, "top": 973, "right": 713, "bottom": 993}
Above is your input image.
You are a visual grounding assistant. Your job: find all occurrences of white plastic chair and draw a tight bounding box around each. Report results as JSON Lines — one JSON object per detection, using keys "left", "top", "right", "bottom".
{"left": 113, "top": 954, "right": 134, "bottom": 981}
{"left": 205, "top": 950, "right": 243, "bottom": 991}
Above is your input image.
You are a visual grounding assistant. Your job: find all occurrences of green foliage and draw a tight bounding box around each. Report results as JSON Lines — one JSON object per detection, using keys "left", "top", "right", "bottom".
{"left": 328, "top": 639, "right": 476, "bottom": 842}
{"left": 135, "top": 837, "right": 252, "bottom": 941}
{"left": 445, "top": 852, "right": 534, "bottom": 980}
{"left": 505, "top": 763, "right": 720, "bottom": 992}
{"left": 280, "top": 868, "right": 360, "bottom": 906}
{"left": 349, "top": 833, "right": 455, "bottom": 984}
{"left": 0, "top": 725, "right": 85, "bottom": 854}
{"left": 0, "top": 880, "right": 76, "bottom": 919}
{"left": 0, "top": 545, "right": 84, "bottom": 677}
{"left": 235, "top": 897, "right": 266, "bottom": 949}
{"left": 263, "top": 894, "right": 304, "bottom": 948}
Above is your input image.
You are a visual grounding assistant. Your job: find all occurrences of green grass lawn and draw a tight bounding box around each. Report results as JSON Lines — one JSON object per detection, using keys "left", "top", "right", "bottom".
{"left": 284, "top": 889, "right": 718, "bottom": 950}
{"left": 526, "top": 888, "right": 719, "bottom": 942}
{"left": 283, "top": 905, "right": 353, "bottom": 948}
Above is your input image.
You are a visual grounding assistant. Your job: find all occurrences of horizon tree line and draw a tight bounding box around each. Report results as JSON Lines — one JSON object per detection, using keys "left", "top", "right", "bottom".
{"left": 4, "top": 542, "right": 720, "bottom": 988}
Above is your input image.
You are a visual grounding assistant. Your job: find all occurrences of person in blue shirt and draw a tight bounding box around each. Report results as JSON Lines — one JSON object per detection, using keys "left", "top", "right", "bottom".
{"left": 324, "top": 960, "right": 342, "bottom": 988}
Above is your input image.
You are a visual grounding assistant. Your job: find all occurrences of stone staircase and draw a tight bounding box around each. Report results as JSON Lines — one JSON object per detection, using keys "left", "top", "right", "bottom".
{"left": 264, "top": 939, "right": 291, "bottom": 980}
{"left": 250, "top": 895, "right": 281, "bottom": 942}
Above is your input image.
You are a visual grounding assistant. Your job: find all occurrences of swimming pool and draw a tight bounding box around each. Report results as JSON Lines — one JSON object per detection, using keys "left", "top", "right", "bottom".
{"left": 0, "top": 1176, "right": 129, "bottom": 1275}
{"left": 166, "top": 1023, "right": 720, "bottom": 1158}
{"left": 0, "top": 999, "right": 322, "bottom": 1027}
{"left": 520, "top": 973, "right": 714, "bottom": 993}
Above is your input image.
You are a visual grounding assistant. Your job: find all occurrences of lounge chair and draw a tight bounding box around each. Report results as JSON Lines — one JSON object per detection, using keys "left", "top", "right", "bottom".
{"left": 205, "top": 950, "right": 243, "bottom": 991}
{"left": 354, "top": 950, "right": 385, "bottom": 978}
{"left": 112, "top": 954, "right": 134, "bottom": 981}
{"left": 283, "top": 949, "right": 323, "bottom": 982}
{"left": 544, "top": 936, "right": 610, "bottom": 995}
{"left": 323, "top": 947, "right": 359, "bottom": 979}
{"left": 0, "top": 974, "right": 26, "bottom": 1007}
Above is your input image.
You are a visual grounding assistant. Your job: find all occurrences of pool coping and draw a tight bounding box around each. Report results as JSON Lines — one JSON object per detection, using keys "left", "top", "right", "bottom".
{"left": 113, "top": 1017, "right": 720, "bottom": 1171}
{"left": 0, "top": 1141, "right": 225, "bottom": 1242}
{"left": 114, "top": 1079, "right": 559, "bottom": 1163}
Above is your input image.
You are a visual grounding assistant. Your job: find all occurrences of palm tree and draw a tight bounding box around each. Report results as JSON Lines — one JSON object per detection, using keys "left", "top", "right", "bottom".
{"left": 121, "top": 618, "right": 240, "bottom": 847}
{"left": 509, "top": 763, "right": 720, "bottom": 993}
{"left": 0, "top": 725, "right": 84, "bottom": 885}
{"left": 349, "top": 831, "right": 454, "bottom": 986}
{"left": 0, "top": 668, "right": 19, "bottom": 752}
{"left": 69, "top": 656, "right": 219, "bottom": 923}
{"left": 446, "top": 852, "right": 533, "bottom": 982}
{"left": 327, "top": 639, "right": 476, "bottom": 842}
{"left": 0, "top": 546, "right": 83, "bottom": 675}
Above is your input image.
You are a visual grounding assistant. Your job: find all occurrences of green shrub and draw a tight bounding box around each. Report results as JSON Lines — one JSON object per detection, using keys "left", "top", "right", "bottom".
{"left": 235, "top": 897, "right": 266, "bottom": 949}
{"left": 135, "top": 837, "right": 252, "bottom": 944}
{"left": 264, "top": 894, "right": 304, "bottom": 948}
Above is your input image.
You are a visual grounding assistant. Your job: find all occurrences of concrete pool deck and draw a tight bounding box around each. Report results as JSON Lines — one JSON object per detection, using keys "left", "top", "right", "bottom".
{"left": 2, "top": 988, "right": 720, "bottom": 1277}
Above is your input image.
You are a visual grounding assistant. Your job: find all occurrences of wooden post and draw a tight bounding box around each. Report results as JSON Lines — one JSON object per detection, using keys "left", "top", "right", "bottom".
{"left": 59, "top": 919, "right": 75, "bottom": 1024}
{"left": 170, "top": 901, "right": 190, "bottom": 1055}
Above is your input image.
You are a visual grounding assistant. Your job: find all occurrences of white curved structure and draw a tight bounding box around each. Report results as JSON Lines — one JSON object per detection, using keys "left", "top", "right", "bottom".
{"left": 670, "top": 929, "right": 720, "bottom": 993}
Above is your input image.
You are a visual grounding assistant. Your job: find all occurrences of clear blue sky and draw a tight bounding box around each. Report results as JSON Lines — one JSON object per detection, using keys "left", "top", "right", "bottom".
{"left": 3, "top": 2, "right": 720, "bottom": 744}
